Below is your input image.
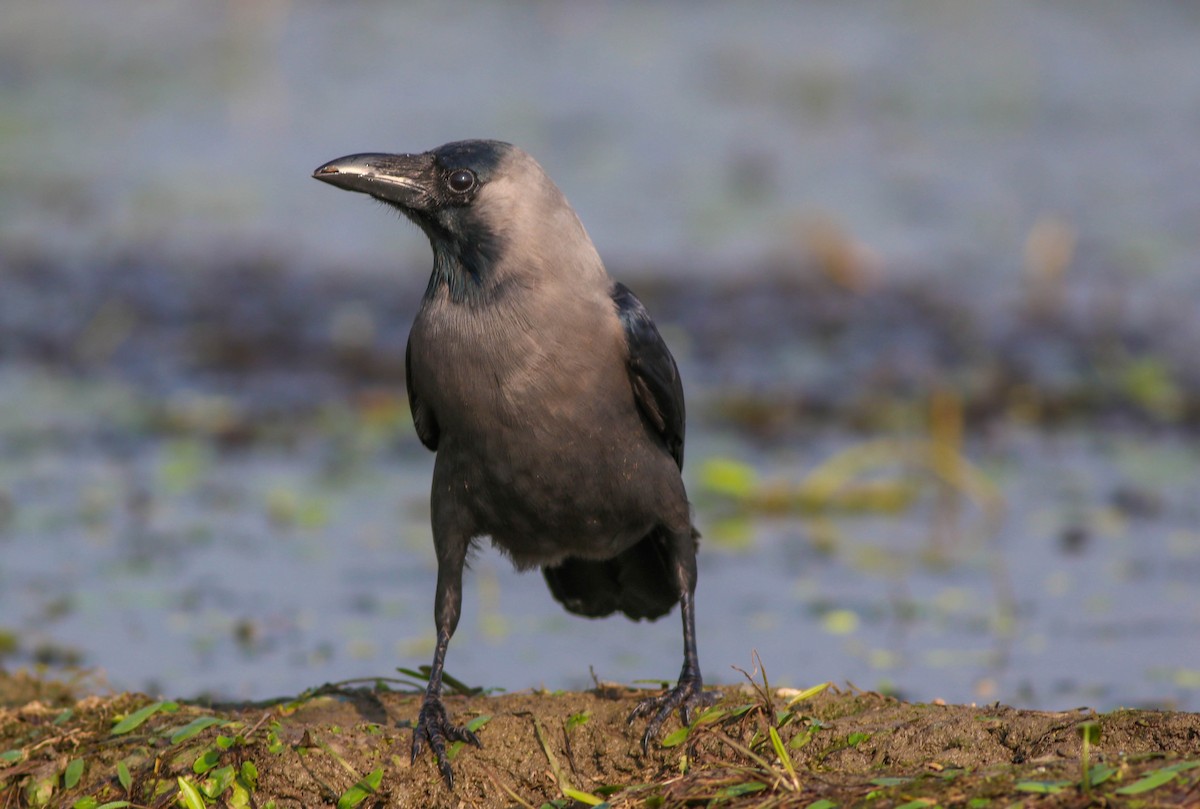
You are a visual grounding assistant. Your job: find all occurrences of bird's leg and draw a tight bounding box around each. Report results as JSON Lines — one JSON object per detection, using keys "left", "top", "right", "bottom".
{"left": 411, "top": 536, "right": 481, "bottom": 788}
{"left": 629, "top": 530, "right": 720, "bottom": 752}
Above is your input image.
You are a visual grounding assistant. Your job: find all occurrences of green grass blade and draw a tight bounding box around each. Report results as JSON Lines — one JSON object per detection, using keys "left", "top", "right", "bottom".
{"left": 116, "top": 760, "right": 132, "bottom": 792}
{"left": 769, "top": 726, "right": 798, "bottom": 784}
{"left": 465, "top": 714, "right": 492, "bottom": 733}
{"left": 562, "top": 786, "right": 605, "bottom": 805}
{"left": 1165, "top": 760, "right": 1200, "bottom": 772}
{"left": 177, "top": 777, "right": 207, "bottom": 809}
{"left": 1115, "top": 768, "right": 1177, "bottom": 795}
{"left": 693, "top": 706, "right": 726, "bottom": 726}
{"left": 63, "top": 757, "right": 85, "bottom": 789}
{"left": 1087, "top": 763, "right": 1117, "bottom": 787}
{"left": 660, "top": 726, "right": 690, "bottom": 748}
{"left": 111, "top": 701, "right": 178, "bottom": 735}
{"left": 1015, "top": 780, "right": 1072, "bottom": 794}
{"left": 787, "top": 682, "right": 832, "bottom": 707}
{"left": 169, "top": 717, "right": 225, "bottom": 744}
{"left": 336, "top": 767, "right": 383, "bottom": 809}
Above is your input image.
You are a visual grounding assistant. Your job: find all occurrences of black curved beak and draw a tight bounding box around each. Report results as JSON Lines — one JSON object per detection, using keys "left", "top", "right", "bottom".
{"left": 312, "top": 152, "right": 436, "bottom": 209}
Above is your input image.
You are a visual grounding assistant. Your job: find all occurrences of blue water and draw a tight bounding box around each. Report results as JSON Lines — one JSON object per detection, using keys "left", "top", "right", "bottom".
{"left": 1, "top": 368, "right": 1198, "bottom": 710}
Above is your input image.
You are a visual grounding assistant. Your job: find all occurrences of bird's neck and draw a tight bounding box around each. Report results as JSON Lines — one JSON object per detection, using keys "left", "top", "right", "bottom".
{"left": 426, "top": 252, "right": 481, "bottom": 305}
{"left": 423, "top": 231, "right": 504, "bottom": 306}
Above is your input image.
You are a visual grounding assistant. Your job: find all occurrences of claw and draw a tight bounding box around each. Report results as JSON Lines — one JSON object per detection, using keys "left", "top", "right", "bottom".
{"left": 411, "top": 696, "right": 482, "bottom": 788}
{"left": 629, "top": 676, "right": 721, "bottom": 753}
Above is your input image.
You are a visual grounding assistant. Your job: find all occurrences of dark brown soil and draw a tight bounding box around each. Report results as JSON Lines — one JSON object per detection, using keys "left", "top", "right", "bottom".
{"left": 2, "top": 671, "right": 1199, "bottom": 808}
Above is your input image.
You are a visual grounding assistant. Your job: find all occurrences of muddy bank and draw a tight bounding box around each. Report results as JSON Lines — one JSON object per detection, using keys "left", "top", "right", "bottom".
{"left": 2, "top": 671, "right": 1199, "bottom": 807}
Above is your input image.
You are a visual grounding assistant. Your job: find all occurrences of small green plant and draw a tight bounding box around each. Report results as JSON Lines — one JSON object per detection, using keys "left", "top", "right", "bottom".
{"left": 336, "top": 767, "right": 383, "bottom": 809}
{"left": 1078, "top": 721, "right": 1104, "bottom": 790}
{"left": 111, "top": 701, "right": 179, "bottom": 735}
{"left": 176, "top": 776, "right": 207, "bottom": 809}
{"left": 1115, "top": 760, "right": 1200, "bottom": 795}
{"left": 168, "top": 716, "right": 225, "bottom": 744}
{"left": 116, "top": 760, "right": 132, "bottom": 793}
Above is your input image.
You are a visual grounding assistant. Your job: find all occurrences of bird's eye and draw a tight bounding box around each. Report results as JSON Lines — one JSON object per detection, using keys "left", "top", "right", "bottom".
{"left": 447, "top": 169, "right": 476, "bottom": 193}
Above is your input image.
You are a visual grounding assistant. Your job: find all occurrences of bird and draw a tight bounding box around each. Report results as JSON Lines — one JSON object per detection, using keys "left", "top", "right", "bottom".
{"left": 312, "top": 140, "right": 716, "bottom": 787}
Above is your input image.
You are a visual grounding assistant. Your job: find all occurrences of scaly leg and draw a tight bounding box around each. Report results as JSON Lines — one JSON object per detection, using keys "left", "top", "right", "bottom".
{"left": 411, "top": 531, "right": 481, "bottom": 787}
{"left": 629, "top": 528, "right": 720, "bottom": 751}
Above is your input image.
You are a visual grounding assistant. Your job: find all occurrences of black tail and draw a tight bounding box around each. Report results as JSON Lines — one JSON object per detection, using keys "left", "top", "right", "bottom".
{"left": 542, "top": 527, "right": 686, "bottom": 621}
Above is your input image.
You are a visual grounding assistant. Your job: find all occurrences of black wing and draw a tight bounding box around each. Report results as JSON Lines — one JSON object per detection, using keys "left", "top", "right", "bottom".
{"left": 612, "top": 282, "right": 685, "bottom": 468}
{"left": 543, "top": 286, "right": 687, "bottom": 621}
{"left": 405, "top": 336, "right": 439, "bottom": 451}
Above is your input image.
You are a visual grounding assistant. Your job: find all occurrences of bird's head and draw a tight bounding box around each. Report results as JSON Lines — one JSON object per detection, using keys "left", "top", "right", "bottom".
{"left": 313, "top": 140, "right": 604, "bottom": 302}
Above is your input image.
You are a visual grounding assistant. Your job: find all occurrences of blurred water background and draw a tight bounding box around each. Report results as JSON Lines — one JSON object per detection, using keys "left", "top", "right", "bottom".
{"left": 1, "top": 1, "right": 1199, "bottom": 711}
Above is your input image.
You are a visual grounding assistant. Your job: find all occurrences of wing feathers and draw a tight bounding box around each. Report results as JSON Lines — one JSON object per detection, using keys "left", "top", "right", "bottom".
{"left": 612, "top": 282, "right": 685, "bottom": 468}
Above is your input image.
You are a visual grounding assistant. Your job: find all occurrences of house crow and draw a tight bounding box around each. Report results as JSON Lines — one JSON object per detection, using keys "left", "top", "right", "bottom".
{"left": 313, "top": 140, "right": 716, "bottom": 787}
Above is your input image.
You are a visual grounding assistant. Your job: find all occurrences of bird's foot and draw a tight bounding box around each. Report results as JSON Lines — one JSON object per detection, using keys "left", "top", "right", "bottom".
{"left": 411, "top": 695, "right": 482, "bottom": 788}
{"left": 628, "top": 674, "right": 721, "bottom": 753}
